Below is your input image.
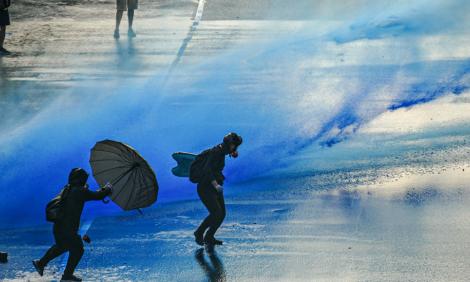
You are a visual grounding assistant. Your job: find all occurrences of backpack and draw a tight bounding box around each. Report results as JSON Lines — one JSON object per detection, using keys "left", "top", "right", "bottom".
{"left": 189, "top": 151, "right": 210, "bottom": 184}
{"left": 45, "top": 185, "right": 71, "bottom": 222}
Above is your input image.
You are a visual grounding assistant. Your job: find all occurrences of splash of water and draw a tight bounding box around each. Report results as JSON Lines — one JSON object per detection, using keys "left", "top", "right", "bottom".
{"left": 1, "top": 0, "right": 470, "bottom": 228}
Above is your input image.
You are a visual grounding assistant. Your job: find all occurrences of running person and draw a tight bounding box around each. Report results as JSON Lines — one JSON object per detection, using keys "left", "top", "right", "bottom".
{"left": 33, "top": 168, "right": 112, "bottom": 282}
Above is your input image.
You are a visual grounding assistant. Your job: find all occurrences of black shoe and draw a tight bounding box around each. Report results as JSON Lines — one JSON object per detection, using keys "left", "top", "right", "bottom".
{"left": 61, "top": 274, "right": 82, "bottom": 281}
{"left": 194, "top": 231, "right": 204, "bottom": 246}
{"left": 204, "top": 237, "right": 223, "bottom": 246}
{"left": 32, "top": 260, "right": 44, "bottom": 276}
{"left": 0, "top": 47, "right": 11, "bottom": 56}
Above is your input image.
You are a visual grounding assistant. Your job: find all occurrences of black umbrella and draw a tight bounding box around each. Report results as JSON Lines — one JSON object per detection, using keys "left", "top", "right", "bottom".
{"left": 90, "top": 140, "right": 158, "bottom": 211}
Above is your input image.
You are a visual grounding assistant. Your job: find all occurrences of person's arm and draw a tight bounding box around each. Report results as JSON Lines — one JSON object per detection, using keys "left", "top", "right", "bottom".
{"left": 203, "top": 149, "right": 224, "bottom": 192}
{"left": 212, "top": 149, "right": 226, "bottom": 185}
{"left": 202, "top": 150, "right": 218, "bottom": 185}
{"left": 214, "top": 170, "right": 225, "bottom": 184}
{"left": 83, "top": 184, "right": 112, "bottom": 201}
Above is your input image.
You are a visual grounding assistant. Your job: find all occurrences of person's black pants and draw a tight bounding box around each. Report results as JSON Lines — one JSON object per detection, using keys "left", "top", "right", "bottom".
{"left": 196, "top": 182, "right": 226, "bottom": 240}
{"left": 39, "top": 226, "right": 84, "bottom": 277}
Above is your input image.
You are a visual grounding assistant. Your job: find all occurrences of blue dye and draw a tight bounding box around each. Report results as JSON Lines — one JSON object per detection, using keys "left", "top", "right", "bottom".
{"left": 1, "top": 0, "right": 470, "bottom": 229}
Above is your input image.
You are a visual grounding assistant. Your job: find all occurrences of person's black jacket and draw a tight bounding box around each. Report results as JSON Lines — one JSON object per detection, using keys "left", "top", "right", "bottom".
{"left": 201, "top": 144, "right": 230, "bottom": 185}
{"left": 54, "top": 168, "right": 110, "bottom": 234}
{"left": 55, "top": 185, "right": 109, "bottom": 233}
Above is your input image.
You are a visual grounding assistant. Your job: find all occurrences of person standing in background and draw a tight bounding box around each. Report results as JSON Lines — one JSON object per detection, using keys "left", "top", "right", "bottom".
{"left": 114, "top": 0, "right": 138, "bottom": 39}
{"left": 0, "top": 0, "right": 11, "bottom": 55}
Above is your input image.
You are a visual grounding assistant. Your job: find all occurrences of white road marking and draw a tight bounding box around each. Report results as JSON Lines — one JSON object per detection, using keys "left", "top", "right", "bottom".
{"left": 163, "top": 0, "right": 206, "bottom": 85}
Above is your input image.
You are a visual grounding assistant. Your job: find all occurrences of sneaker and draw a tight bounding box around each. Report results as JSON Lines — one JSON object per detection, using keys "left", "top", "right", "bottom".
{"left": 0, "top": 47, "right": 11, "bottom": 56}
{"left": 194, "top": 231, "right": 204, "bottom": 246}
{"left": 32, "top": 260, "right": 44, "bottom": 276}
{"left": 128, "top": 29, "right": 136, "bottom": 38}
{"left": 114, "top": 30, "right": 120, "bottom": 39}
{"left": 204, "top": 237, "right": 223, "bottom": 246}
{"left": 60, "top": 274, "right": 82, "bottom": 282}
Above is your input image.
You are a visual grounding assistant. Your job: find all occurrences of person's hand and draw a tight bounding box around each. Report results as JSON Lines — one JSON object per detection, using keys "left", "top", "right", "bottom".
{"left": 82, "top": 234, "right": 91, "bottom": 244}
{"left": 104, "top": 182, "right": 113, "bottom": 195}
{"left": 215, "top": 185, "right": 224, "bottom": 193}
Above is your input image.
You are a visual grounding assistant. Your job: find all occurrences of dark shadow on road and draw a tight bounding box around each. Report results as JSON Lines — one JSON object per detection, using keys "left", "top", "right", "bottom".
{"left": 195, "top": 248, "right": 226, "bottom": 282}
{"left": 115, "top": 37, "right": 139, "bottom": 69}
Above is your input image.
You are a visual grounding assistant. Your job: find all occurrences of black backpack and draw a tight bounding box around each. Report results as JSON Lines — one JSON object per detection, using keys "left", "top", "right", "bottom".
{"left": 45, "top": 185, "right": 71, "bottom": 222}
{"left": 189, "top": 151, "right": 210, "bottom": 184}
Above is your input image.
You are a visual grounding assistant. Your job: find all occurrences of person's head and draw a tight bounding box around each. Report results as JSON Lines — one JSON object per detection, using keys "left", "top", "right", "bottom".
{"left": 222, "top": 132, "right": 243, "bottom": 158}
{"left": 68, "top": 168, "right": 89, "bottom": 187}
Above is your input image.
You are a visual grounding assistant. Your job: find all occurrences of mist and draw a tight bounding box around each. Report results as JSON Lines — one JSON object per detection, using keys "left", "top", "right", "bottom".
{"left": 1, "top": 0, "right": 470, "bottom": 228}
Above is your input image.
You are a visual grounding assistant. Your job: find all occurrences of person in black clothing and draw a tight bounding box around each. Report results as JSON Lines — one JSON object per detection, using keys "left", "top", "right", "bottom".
{"left": 33, "top": 168, "right": 112, "bottom": 282}
{"left": 0, "top": 0, "right": 12, "bottom": 55}
{"left": 194, "top": 133, "right": 243, "bottom": 246}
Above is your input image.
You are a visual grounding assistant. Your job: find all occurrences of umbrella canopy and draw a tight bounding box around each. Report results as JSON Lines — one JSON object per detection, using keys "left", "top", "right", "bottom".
{"left": 90, "top": 140, "right": 158, "bottom": 211}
